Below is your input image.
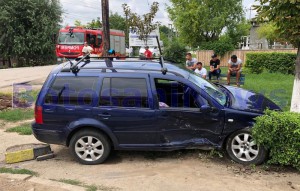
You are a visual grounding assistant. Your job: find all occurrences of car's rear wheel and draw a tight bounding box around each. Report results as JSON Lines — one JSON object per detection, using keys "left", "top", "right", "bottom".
{"left": 69, "top": 130, "right": 111, "bottom": 165}
{"left": 226, "top": 129, "right": 267, "bottom": 165}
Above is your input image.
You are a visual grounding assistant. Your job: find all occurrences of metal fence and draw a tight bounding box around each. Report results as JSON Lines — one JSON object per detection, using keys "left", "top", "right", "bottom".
{"left": 196, "top": 49, "right": 298, "bottom": 67}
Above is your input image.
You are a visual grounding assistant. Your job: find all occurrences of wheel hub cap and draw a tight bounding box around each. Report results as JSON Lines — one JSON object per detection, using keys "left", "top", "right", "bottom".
{"left": 231, "top": 133, "right": 259, "bottom": 162}
{"left": 75, "top": 136, "right": 104, "bottom": 162}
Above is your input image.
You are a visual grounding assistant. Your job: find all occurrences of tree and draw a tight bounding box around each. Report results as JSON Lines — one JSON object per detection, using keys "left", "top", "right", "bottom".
{"left": 122, "top": 2, "right": 160, "bottom": 45}
{"left": 167, "top": 0, "right": 244, "bottom": 47}
{"left": 226, "top": 18, "right": 251, "bottom": 48}
{"left": 255, "top": 0, "right": 300, "bottom": 112}
{"left": 86, "top": 17, "right": 102, "bottom": 29}
{"left": 74, "top": 20, "right": 83, "bottom": 27}
{"left": 109, "top": 12, "right": 126, "bottom": 31}
{"left": 0, "top": 0, "right": 62, "bottom": 67}
{"left": 257, "top": 22, "right": 280, "bottom": 45}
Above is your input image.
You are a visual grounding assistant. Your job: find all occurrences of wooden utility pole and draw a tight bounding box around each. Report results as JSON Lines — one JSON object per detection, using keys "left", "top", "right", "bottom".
{"left": 102, "top": 0, "right": 110, "bottom": 57}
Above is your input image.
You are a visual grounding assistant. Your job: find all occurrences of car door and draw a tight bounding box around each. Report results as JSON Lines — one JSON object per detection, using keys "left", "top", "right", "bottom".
{"left": 93, "top": 75, "right": 159, "bottom": 146}
{"left": 150, "top": 75, "right": 224, "bottom": 147}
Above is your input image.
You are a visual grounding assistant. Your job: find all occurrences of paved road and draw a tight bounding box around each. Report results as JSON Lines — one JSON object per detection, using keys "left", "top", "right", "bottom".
{"left": 0, "top": 65, "right": 56, "bottom": 91}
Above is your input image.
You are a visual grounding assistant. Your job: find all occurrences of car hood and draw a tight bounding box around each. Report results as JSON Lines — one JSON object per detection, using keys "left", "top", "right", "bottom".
{"left": 223, "top": 85, "right": 281, "bottom": 113}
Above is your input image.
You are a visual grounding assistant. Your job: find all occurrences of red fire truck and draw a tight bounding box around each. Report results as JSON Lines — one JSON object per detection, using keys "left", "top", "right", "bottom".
{"left": 56, "top": 26, "right": 126, "bottom": 62}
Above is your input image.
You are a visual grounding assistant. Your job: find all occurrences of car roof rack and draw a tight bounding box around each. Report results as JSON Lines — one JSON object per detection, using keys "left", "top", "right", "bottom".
{"left": 62, "top": 36, "right": 169, "bottom": 75}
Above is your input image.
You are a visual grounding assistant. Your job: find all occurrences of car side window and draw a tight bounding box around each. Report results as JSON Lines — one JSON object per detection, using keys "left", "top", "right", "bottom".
{"left": 45, "top": 77, "right": 98, "bottom": 106}
{"left": 99, "top": 78, "right": 149, "bottom": 108}
{"left": 154, "top": 79, "right": 198, "bottom": 108}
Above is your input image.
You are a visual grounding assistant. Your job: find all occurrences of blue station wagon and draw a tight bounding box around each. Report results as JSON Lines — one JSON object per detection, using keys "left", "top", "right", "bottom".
{"left": 32, "top": 57, "right": 281, "bottom": 165}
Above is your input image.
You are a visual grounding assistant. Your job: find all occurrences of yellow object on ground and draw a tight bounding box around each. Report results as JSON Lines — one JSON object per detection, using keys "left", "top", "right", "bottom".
{"left": 5, "top": 143, "right": 52, "bottom": 164}
{"left": 5, "top": 149, "right": 34, "bottom": 164}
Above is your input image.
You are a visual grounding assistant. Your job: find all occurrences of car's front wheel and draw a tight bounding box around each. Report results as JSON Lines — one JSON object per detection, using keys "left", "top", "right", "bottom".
{"left": 69, "top": 130, "right": 111, "bottom": 165}
{"left": 226, "top": 129, "right": 267, "bottom": 165}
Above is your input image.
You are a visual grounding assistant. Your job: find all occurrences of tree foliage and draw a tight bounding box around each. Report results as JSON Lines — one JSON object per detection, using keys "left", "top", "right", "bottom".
{"left": 255, "top": 0, "right": 300, "bottom": 48}
{"left": 0, "top": 0, "right": 62, "bottom": 66}
{"left": 167, "top": 0, "right": 244, "bottom": 47}
{"left": 257, "top": 22, "right": 280, "bottom": 44}
{"left": 122, "top": 2, "right": 160, "bottom": 45}
{"left": 86, "top": 17, "right": 102, "bottom": 29}
{"left": 109, "top": 12, "right": 126, "bottom": 31}
{"left": 164, "top": 39, "right": 187, "bottom": 64}
{"left": 200, "top": 36, "right": 235, "bottom": 57}
{"left": 255, "top": 0, "right": 300, "bottom": 112}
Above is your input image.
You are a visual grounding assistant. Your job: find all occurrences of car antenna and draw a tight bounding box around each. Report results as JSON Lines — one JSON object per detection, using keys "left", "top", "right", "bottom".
{"left": 156, "top": 36, "right": 167, "bottom": 75}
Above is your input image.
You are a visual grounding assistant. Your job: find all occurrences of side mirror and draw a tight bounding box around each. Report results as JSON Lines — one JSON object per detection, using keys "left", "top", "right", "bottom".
{"left": 200, "top": 105, "right": 212, "bottom": 113}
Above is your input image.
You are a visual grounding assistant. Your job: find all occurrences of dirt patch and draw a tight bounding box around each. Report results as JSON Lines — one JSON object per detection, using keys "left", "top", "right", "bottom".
{"left": 0, "top": 95, "right": 12, "bottom": 110}
{"left": 0, "top": 176, "right": 69, "bottom": 191}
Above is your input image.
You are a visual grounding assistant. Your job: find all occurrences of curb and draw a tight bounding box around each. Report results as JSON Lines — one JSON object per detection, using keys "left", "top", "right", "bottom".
{"left": 5, "top": 144, "right": 53, "bottom": 164}
{"left": 0, "top": 173, "right": 86, "bottom": 191}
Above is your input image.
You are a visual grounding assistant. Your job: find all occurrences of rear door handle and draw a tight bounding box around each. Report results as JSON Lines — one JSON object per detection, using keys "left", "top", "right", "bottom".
{"left": 44, "top": 109, "right": 54, "bottom": 113}
{"left": 98, "top": 114, "right": 111, "bottom": 117}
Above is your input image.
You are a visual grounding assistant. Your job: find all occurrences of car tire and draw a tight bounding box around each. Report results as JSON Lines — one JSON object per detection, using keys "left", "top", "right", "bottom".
{"left": 69, "top": 129, "right": 111, "bottom": 165}
{"left": 226, "top": 129, "right": 267, "bottom": 165}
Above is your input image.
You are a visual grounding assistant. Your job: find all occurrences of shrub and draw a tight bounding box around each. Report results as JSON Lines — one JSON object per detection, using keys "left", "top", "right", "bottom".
{"left": 246, "top": 53, "right": 296, "bottom": 74}
{"left": 252, "top": 110, "right": 300, "bottom": 170}
{"left": 163, "top": 40, "right": 187, "bottom": 64}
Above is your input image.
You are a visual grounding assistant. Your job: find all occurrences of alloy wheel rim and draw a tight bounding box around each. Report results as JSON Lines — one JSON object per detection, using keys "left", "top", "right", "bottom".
{"left": 231, "top": 133, "right": 259, "bottom": 162}
{"left": 75, "top": 136, "right": 104, "bottom": 162}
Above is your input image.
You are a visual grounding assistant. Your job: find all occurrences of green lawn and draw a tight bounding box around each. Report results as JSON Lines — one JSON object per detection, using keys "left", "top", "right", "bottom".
{"left": 0, "top": 109, "right": 33, "bottom": 122}
{"left": 243, "top": 72, "right": 294, "bottom": 111}
{"left": 6, "top": 123, "right": 32, "bottom": 135}
{"left": 207, "top": 67, "right": 294, "bottom": 111}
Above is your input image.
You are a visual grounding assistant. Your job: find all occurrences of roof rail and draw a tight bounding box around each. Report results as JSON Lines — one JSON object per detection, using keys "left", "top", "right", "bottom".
{"left": 62, "top": 65, "right": 184, "bottom": 77}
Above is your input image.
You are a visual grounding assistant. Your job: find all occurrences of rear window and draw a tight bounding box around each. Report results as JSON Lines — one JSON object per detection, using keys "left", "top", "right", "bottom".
{"left": 45, "top": 77, "right": 98, "bottom": 105}
{"left": 99, "top": 78, "right": 149, "bottom": 108}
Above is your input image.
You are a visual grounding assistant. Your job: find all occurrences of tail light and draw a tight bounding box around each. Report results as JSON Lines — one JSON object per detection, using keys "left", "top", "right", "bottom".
{"left": 35, "top": 106, "right": 43, "bottom": 124}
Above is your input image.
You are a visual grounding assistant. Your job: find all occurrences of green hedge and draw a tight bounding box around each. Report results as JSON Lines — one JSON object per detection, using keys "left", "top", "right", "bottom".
{"left": 252, "top": 110, "right": 300, "bottom": 170}
{"left": 245, "top": 53, "right": 297, "bottom": 74}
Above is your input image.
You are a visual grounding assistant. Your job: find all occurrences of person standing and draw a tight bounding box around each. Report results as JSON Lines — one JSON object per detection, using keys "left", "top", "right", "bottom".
{"left": 185, "top": 53, "right": 198, "bottom": 71}
{"left": 82, "top": 42, "right": 93, "bottom": 56}
{"left": 144, "top": 46, "right": 153, "bottom": 59}
{"left": 194, "top": 62, "right": 207, "bottom": 79}
{"left": 208, "top": 54, "right": 221, "bottom": 81}
{"left": 227, "top": 55, "right": 242, "bottom": 86}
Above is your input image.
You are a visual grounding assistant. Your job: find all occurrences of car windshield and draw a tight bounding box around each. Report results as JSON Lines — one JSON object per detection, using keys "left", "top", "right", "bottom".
{"left": 188, "top": 73, "right": 227, "bottom": 106}
{"left": 58, "top": 32, "right": 84, "bottom": 45}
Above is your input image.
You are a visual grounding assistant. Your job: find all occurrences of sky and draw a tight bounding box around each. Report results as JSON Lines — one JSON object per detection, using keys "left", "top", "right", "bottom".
{"left": 61, "top": 0, "right": 258, "bottom": 26}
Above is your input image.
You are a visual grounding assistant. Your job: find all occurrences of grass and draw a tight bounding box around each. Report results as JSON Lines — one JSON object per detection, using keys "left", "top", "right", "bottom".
{"left": 6, "top": 123, "right": 32, "bottom": 135}
{"left": 52, "top": 179, "right": 117, "bottom": 191}
{"left": 0, "top": 109, "right": 33, "bottom": 122}
{"left": 0, "top": 167, "right": 38, "bottom": 176}
{"left": 243, "top": 71, "right": 294, "bottom": 111}
{"left": 56, "top": 179, "right": 82, "bottom": 186}
{"left": 204, "top": 66, "right": 294, "bottom": 111}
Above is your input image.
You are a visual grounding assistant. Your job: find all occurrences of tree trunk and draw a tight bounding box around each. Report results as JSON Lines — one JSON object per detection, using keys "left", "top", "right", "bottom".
{"left": 102, "top": 0, "right": 110, "bottom": 57}
{"left": 290, "top": 46, "right": 300, "bottom": 112}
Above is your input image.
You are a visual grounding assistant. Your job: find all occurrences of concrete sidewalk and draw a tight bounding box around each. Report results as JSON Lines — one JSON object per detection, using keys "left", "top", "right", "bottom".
{"left": 0, "top": 65, "right": 56, "bottom": 89}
